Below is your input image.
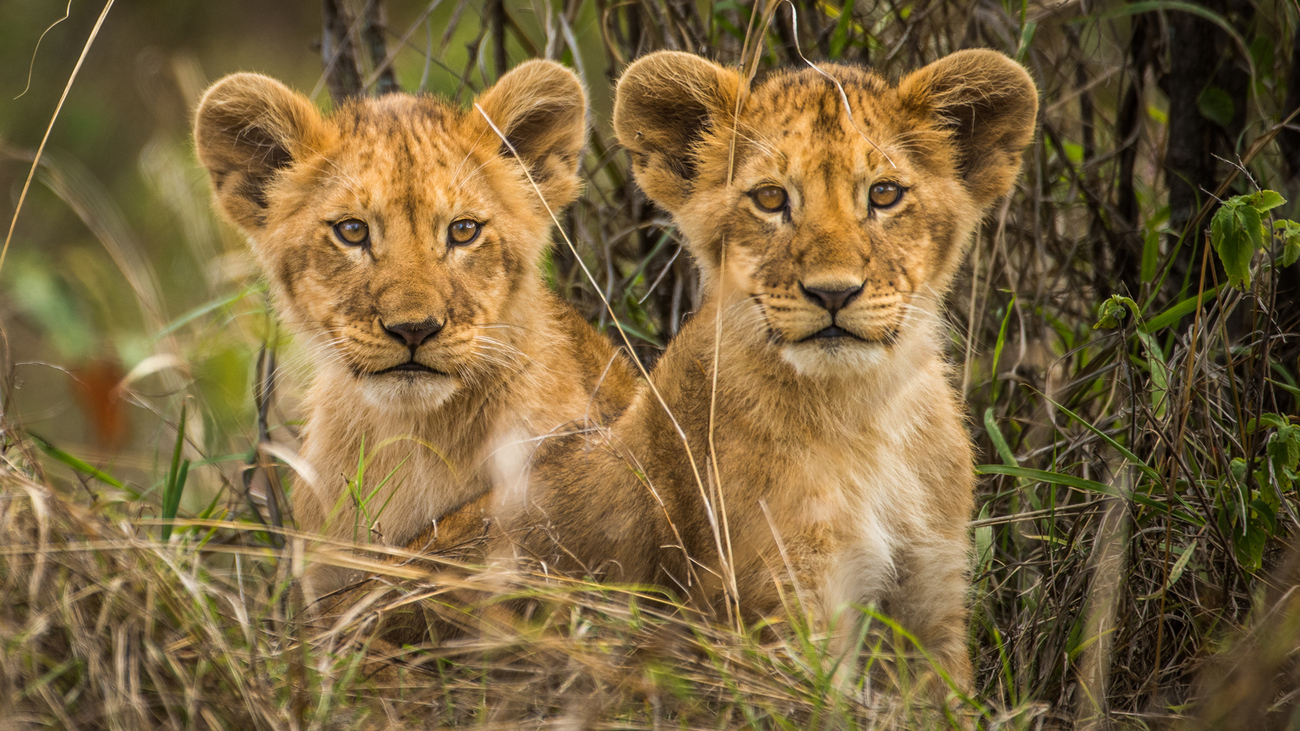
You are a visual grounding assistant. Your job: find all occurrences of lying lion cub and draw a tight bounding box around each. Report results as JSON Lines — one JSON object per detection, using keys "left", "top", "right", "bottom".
{"left": 193, "top": 61, "right": 637, "bottom": 594}
{"left": 399, "top": 49, "right": 1037, "bottom": 689}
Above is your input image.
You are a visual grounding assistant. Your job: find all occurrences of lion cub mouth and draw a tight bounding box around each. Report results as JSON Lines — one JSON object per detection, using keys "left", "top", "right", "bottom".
{"left": 803, "top": 325, "right": 864, "bottom": 341}
{"left": 793, "top": 322, "right": 902, "bottom": 346}
{"left": 373, "top": 361, "right": 447, "bottom": 377}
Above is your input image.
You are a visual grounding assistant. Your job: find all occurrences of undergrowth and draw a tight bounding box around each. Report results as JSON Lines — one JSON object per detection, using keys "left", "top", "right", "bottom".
{"left": 2, "top": 0, "right": 1300, "bottom": 727}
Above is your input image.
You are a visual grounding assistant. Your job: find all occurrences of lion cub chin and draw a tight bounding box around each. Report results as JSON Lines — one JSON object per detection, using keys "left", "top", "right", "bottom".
{"left": 421, "top": 49, "right": 1037, "bottom": 692}
{"left": 193, "top": 61, "right": 637, "bottom": 595}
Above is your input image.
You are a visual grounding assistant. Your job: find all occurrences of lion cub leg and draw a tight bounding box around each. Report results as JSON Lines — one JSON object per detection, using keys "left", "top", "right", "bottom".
{"left": 883, "top": 536, "right": 973, "bottom": 695}
{"left": 315, "top": 491, "right": 496, "bottom": 647}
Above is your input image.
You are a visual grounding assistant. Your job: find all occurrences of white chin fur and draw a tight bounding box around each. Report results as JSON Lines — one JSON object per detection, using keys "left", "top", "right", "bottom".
{"left": 780, "top": 340, "right": 889, "bottom": 378}
{"left": 358, "top": 372, "right": 460, "bottom": 410}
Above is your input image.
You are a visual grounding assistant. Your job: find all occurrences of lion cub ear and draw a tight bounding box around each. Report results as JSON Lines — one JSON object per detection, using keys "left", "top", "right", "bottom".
{"left": 473, "top": 60, "right": 587, "bottom": 211}
{"left": 194, "top": 73, "right": 325, "bottom": 231}
{"left": 899, "top": 49, "right": 1038, "bottom": 208}
{"left": 612, "top": 51, "right": 740, "bottom": 212}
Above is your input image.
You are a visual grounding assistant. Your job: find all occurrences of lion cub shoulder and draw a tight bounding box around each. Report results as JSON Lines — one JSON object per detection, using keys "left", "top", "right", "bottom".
{"left": 194, "top": 61, "right": 638, "bottom": 593}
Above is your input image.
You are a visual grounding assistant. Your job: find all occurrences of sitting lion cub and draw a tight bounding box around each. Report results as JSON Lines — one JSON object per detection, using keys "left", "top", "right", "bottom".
{"left": 193, "top": 61, "right": 637, "bottom": 594}
{"left": 429, "top": 49, "right": 1036, "bottom": 688}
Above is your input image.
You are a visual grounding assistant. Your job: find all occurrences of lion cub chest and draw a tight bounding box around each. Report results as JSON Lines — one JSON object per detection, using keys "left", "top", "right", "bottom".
{"left": 736, "top": 372, "right": 948, "bottom": 622}
{"left": 785, "top": 434, "right": 929, "bottom": 619}
{"left": 297, "top": 422, "right": 488, "bottom": 546}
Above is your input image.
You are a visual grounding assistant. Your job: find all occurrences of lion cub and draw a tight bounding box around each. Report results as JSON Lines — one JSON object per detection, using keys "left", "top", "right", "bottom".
{"left": 447, "top": 49, "right": 1036, "bottom": 688}
{"left": 194, "top": 61, "right": 637, "bottom": 594}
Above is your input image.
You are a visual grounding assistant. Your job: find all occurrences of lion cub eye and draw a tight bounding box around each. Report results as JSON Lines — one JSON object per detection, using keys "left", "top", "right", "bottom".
{"left": 869, "top": 182, "right": 904, "bottom": 209}
{"left": 448, "top": 219, "right": 481, "bottom": 246}
{"left": 333, "top": 219, "right": 370, "bottom": 246}
{"left": 751, "top": 185, "right": 788, "bottom": 213}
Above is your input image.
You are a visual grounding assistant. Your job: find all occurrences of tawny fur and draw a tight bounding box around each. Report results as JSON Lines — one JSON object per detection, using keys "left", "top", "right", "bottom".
{"left": 413, "top": 49, "right": 1035, "bottom": 690}
{"left": 192, "top": 61, "right": 638, "bottom": 594}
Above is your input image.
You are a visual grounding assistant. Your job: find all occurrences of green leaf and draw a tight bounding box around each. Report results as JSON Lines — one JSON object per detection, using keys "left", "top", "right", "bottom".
{"left": 1138, "top": 539, "right": 1197, "bottom": 600}
{"left": 1198, "top": 86, "right": 1235, "bottom": 127}
{"left": 1270, "top": 425, "right": 1300, "bottom": 471}
{"left": 1094, "top": 302, "right": 1125, "bottom": 329}
{"left": 1257, "top": 469, "right": 1283, "bottom": 507}
{"left": 1140, "top": 227, "right": 1161, "bottom": 284}
{"left": 1137, "top": 330, "right": 1169, "bottom": 419}
{"left": 1210, "top": 201, "right": 1231, "bottom": 249}
{"left": 1241, "top": 205, "right": 1266, "bottom": 252}
{"left": 1251, "top": 499, "right": 1278, "bottom": 534}
{"left": 1230, "top": 457, "right": 1248, "bottom": 485}
{"left": 1274, "top": 220, "right": 1300, "bottom": 267}
{"left": 1250, "top": 36, "right": 1275, "bottom": 73}
{"left": 1093, "top": 295, "right": 1139, "bottom": 330}
{"left": 1212, "top": 204, "right": 1253, "bottom": 288}
{"left": 983, "top": 407, "right": 1018, "bottom": 466}
{"left": 827, "top": 0, "right": 855, "bottom": 59}
{"left": 1233, "top": 520, "right": 1268, "bottom": 572}
{"left": 1164, "top": 539, "right": 1197, "bottom": 591}
{"left": 1245, "top": 413, "right": 1289, "bottom": 433}
{"left": 1249, "top": 190, "right": 1286, "bottom": 212}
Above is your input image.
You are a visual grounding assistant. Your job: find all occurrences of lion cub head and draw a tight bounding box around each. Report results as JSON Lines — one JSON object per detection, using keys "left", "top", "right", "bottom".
{"left": 195, "top": 62, "right": 586, "bottom": 407}
{"left": 614, "top": 51, "right": 1036, "bottom": 376}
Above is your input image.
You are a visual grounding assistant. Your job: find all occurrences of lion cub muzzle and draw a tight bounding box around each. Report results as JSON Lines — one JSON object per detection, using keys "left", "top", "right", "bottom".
{"left": 380, "top": 317, "right": 444, "bottom": 348}
{"left": 782, "top": 274, "right": 906, "bottom": 346}
{"left": 372, "top": 316, "right": 446, "bottom": 375}
{"left": 794, "top": 279, "right": 904, "bottom": 344}
{"left": 799, "top": 282, "right": 863, "bottom": 316}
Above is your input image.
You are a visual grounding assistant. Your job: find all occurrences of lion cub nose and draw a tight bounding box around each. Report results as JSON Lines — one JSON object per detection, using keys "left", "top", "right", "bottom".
{"left": 799, "top": 282, "right": 864, "bottom": 316}
{"left": 381, "top": 318, "right": 444, "bottom": 348}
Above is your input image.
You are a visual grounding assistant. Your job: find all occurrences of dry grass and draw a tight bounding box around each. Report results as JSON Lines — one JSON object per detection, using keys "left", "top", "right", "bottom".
{"left": 0, "top": 456, "right": 1035, "bottom": 728}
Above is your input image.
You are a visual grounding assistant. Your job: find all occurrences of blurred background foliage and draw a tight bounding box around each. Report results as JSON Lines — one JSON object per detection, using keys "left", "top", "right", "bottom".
{"left": 3, "top": 0, "right": 1300, "bottom": 723}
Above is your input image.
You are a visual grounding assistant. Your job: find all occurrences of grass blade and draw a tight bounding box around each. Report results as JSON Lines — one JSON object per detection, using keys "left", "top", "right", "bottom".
{"left": 978, "top": 464, "right": 1203, "bottom": 524}
{"left": 160, "top": 403, "right": 188, "bottom": 541}
{"left": 28, "top": 433, "right": 137, "bottom": 498}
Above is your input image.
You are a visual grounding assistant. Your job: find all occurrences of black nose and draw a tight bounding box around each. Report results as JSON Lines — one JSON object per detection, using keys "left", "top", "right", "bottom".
{"left": 799, "top": 283, "right": 864, "bottom": 315}
{"left": 381, "top": 318, "right": 443, "bottom": 348}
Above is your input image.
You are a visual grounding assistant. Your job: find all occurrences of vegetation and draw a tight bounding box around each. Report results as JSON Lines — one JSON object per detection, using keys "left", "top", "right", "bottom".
{"left": 1, "top": 0, "right": 1299, "bottom": 726}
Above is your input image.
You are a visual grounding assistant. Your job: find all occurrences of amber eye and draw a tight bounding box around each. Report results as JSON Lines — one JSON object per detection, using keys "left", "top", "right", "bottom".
{"left": 751, "top": 185, "right": 789, "bottom": 213}
{"left": 448, "top": 219, "right": 481, "bottom": 246}
{"left": 869, "top": 182, "right": 904, "bottom": 209}
{"left": 333, "top": 219, "right": 369, "bottom": 246}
